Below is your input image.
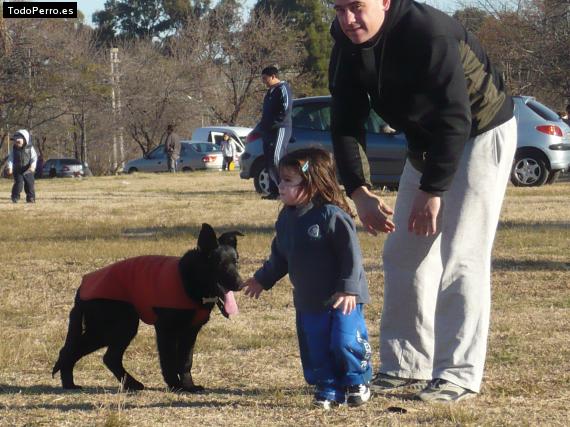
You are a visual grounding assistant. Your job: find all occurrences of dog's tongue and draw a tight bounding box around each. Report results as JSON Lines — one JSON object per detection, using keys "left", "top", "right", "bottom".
{"left": 221, "top": 291, "right": 238, "bottom": 318}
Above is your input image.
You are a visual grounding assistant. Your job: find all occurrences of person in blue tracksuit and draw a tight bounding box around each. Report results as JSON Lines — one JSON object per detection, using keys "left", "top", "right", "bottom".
{"left": 258, "top": 66, "right": 293, "bottom": 199}
{"left": 244, "top": 148, "right": 372, "bottom": 409}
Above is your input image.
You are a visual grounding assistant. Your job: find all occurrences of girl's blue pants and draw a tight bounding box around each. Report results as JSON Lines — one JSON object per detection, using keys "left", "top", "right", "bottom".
{"left": 296, "top": 304, "right": 372, "bottom": 402}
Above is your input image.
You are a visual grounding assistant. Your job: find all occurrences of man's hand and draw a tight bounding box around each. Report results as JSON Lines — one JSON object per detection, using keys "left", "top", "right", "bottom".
{"left": 408, "top": 191, "right": 441, "bottom": 236}
{"left": 351, "top": 186, "right": 395, "bottom": 235}
{"left": 6, "top": 168, "right": 12, "bottom": 177}
{"left": 243, "top": 277, "right": 264, "bottom": 299}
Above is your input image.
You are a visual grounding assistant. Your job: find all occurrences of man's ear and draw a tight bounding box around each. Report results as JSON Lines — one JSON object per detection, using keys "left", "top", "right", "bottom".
{"left": 218, "top": 231, "right": 244, "bottom": 250}
{"left": 197, "top": 223, "right": 219, "bottom": 253}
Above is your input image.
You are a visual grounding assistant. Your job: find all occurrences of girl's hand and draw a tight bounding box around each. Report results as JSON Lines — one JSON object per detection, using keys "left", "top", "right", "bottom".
{"left": 243, "top": 277, "right": 264, "bottom": 299}
{"left": 332, "top": 292, "right": 356, "bottom": 315}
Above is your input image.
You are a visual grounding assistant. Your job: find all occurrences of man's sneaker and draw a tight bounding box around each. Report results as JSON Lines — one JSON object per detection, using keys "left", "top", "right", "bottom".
{"left": 313, "top": 396, "right": 341, "bottom": 410}
{"left": 346, "top": 383, "right": 371, "bottom": 407}
{"left": 370, "top": 373, "right": 428, "bottom": 394}
{"left": 11, "top": 198, "right": 18, "bottom": 203}
{"left": 415, "top": 378, "right": 476, "bottom": 402}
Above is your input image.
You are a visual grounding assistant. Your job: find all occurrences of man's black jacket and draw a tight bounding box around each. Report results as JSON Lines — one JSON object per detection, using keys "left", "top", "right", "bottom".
{"left": 329, "top": 0, "right": 513, "bottom": 196}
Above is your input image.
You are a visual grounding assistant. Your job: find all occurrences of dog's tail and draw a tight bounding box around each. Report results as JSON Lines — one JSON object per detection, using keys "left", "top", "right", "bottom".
{"left": 52, "top": 290, "right": 83, "bottom": 377}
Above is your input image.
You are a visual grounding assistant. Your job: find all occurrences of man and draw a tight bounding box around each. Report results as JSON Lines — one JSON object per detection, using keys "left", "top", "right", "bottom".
{"left": 329, "top": 0, "right": 517, "bottom": 402}
{"left": 162, "top": 124, "right": 181, "bottom": 173}
{"left": 258, "top": 66, "right": 293, "bottom": 199}
{"left": 6, "top": 129, "right": 37, "bottom": 203}
{"left": 564, "top": 104, "right": 570, "bottom": 126}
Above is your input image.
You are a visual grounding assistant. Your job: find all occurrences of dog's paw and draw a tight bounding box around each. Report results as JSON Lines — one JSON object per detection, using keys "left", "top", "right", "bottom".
{"left": 168, "top": 384, "right": 205, "bottom": 394}
{"left": 123, "top": 378, "right": 145, "bottom": 392}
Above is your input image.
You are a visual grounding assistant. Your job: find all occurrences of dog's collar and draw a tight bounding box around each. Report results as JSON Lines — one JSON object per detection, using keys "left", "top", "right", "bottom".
{"left": 202, "top": 296, "right": 218, "bottom": 304}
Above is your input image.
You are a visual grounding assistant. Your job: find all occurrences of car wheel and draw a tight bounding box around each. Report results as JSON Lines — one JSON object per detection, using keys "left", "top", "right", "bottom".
{"left": 128, "top": 167, "right": 138, "bottom": 174}
{"left": 510, "top": 152, "right": 549, "bottom": 187}
{"left": 253, "top": 162, "right": 271, "bottom": 195}
{"left": 182, "top": 166, "right": 193, "bottom": 172}
{"left": 545, "top": 170, "right": 561, "bottom": 185}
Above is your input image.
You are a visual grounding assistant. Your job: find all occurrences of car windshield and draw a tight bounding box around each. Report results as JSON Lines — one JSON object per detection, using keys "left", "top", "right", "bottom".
{"left": 191, "top": 143, "right": 221, "bottom": 153}
{"left": 525, "top": 100, "right": 561, "bottom": 122}
{"left": 61, "top": 159, "right": 82, "bottom": 165}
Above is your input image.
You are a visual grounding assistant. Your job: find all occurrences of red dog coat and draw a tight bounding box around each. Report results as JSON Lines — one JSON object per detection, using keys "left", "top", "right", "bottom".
{"left": 79, "top": 256, "right": 210, "bottom": 326}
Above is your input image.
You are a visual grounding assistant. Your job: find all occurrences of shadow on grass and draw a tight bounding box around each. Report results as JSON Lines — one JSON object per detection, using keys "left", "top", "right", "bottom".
{"left": 498, "top": 220, "right": 570, "bottom": 231}
{"left": 493, "top": 258, "right": 570, "bottom": 271}
{"left": 0, "top": 384, "right": 304, "bottom": 410}
{"left": 122, "top": 223, "right": 276, "bottom": 239}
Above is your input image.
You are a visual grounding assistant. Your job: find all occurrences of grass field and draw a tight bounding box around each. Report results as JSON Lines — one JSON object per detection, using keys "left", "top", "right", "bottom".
{"left": 0, "top": 171, "right": 568, "bottom": 426}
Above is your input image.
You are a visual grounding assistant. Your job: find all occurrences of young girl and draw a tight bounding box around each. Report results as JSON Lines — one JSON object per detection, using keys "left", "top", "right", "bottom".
{"left": 244, "top": 148, "right": 372, "bottom": 409}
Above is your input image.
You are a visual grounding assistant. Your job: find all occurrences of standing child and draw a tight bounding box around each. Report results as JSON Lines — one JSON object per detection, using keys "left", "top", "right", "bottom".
{"left": 244, "top": 148, "right": 372, "bottom": 409}
{"left": 6, "top": 129, "right": 37, "bottom": 203}
{"left": 220, "top": 133, "right": 237, "bottom": 171}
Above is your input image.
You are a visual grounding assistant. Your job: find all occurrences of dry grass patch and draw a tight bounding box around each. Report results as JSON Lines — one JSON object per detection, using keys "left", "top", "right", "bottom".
{"left": 0, "top": 172, "right": 569, "bottom": 426}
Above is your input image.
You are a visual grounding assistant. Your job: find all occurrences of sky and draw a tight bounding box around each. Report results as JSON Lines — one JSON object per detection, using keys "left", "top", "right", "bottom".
{"left": 34, "top": 0, "right": 462, "bottom": 26}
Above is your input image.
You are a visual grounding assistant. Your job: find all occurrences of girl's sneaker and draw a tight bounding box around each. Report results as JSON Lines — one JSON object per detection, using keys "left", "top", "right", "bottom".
{"left": 346, "top": 383, "right": 371, "bottom": 407}
{"left": 313, "top": 396, "right": 342, "bottom": 410}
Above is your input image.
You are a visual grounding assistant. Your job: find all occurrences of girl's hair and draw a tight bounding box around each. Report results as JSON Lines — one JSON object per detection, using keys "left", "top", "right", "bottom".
{"left": 278, "top": 148, "right": 354, "bottom": 217}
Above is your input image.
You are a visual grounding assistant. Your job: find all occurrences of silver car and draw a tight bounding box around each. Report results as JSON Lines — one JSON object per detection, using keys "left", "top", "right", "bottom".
{"left": 511, "top": 96, "right": 570, "bottom": 186}
{"left": 239, "top": 96, "right": 407, "bottom": 194}
{"left": 41, "top": 158, "right": 84, "bottom": 178}
{"left": 124, "top": 141, "right": 223, "bottom": 173}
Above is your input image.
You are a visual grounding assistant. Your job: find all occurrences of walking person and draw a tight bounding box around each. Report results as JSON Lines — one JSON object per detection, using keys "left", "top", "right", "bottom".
{"left": 257, "top": 66, "right": 293, "bottom": 199}
{"left": 329, "top": 0, "right": 517, "bottom": 402}
{"left": 162, "top": 124, "right": 181, "bottom": 173}
{"left": 244, "top": 148, "right": 373, "bottom": 409}
{"left": 220, "top": 132, "right": 237, "bottom": 171}
{"left": 6, "top": 129, "right": 37, "bottom": 203}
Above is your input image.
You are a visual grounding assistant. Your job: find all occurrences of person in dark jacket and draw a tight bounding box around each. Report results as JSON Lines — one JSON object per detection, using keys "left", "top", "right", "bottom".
{"left": 329, "top": 0, "right": 517, "bottom": 402}
{"left": 244, "top": 149, "right": 372, "bottom": 409}
{"left": 162, "top": 124, "right": 181, "bottom": 172}
{"left": 257, "top": 66, "right": 293, "bottom": 199}
{"left": 6, "top": 129, "right": 37, "bottom": 203}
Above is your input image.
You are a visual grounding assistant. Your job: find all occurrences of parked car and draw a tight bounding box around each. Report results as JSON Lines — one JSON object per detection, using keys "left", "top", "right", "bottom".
{"left": 239, "top": 96, "right": 407, "bottom": 194}
{"left": 511, "top": 96, "right": 570, "bottom": 186}
{"left": 123, "top": 141, "right": 223, "bottom": 173}
{"left": 191, "top": 126, "right": 252, "bottom": 168}
{"left": 42, "top": 158, "right": 84, "bottom": 178}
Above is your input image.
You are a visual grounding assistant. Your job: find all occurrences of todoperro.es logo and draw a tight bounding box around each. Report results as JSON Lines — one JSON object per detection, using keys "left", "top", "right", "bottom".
{"left": 3, "top": 2, "right": 78, "bottom": 19}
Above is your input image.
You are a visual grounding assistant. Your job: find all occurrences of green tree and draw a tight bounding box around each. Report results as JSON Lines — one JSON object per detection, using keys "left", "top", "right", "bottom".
{"left": 253, "top": 0, "right": 333, "bottom": 95}
{"left": 93, "top": 0, "right": 211, "bottom": 43}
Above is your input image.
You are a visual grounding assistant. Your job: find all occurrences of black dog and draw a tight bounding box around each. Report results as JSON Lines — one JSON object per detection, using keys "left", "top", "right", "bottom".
{"left": 52, "top": 223, "right": 244, "bottom": 392}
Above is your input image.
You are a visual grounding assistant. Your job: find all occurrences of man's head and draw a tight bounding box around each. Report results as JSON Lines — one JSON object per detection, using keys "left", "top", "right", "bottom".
{"left": 261, "top": 66, "right": 281, "bottom": 88}
{"left": 333, "top": 0, "right": 391, "bottom": 45}
{"left": 167, "top": 124, "right": 174, "bottom": 133}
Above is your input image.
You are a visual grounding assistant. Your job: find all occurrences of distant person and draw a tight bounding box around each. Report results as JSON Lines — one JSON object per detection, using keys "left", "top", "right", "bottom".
{"left": 257, "top": 66, "right": 293, "bottom": 200}
{"left": 6, "top": 129, "right": 37, "bottom": 203}
{"left": 162, "top": 124, "right": 181, "bottom": 173}
{"left": 244, "top": 148, "right": 372, "bottom": 410}
{"left": 563, "top": 104, "right": 570, "bottom": 126}
{"left": 220, "top": 132, "right": 238, "bottom": 171}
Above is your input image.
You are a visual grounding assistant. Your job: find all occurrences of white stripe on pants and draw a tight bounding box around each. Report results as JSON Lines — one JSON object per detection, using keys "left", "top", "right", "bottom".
{"left": 380, "top": 117, "right": 517, "bottom": 392}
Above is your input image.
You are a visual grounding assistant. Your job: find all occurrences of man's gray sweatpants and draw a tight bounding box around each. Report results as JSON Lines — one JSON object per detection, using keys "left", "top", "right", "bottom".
{"left": 380, "top": 116, "right": 517, "bottom": 393}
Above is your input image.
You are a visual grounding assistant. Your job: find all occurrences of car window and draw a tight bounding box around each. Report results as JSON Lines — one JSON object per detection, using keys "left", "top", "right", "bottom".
{"left": 365, "top": 110, "right": 391, "bottom": 134}
{"left": 180, "top": 144, "right": 189, "bottom": 156}
{"left": 293, "top": 103, "right": 331, "bottom": 131}
{"left": 147, "top": 145, "right": 165, "bottom": 159}
{"left": 191, "top": 143, "right": 220, "bottom": 153}
{"left": 61, "top": 159, "right": 82, "bottom": 165}
{"left": 526, "top": 100, "right": 561, "bottom": 121}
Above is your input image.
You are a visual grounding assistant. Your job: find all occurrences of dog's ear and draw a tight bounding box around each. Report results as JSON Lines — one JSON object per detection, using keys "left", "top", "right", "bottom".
{"left": 218, "top": 231, "right": 244, "bottom": 250}
{"left": 197, "top": 223, "right": 219, "bottom": 253}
